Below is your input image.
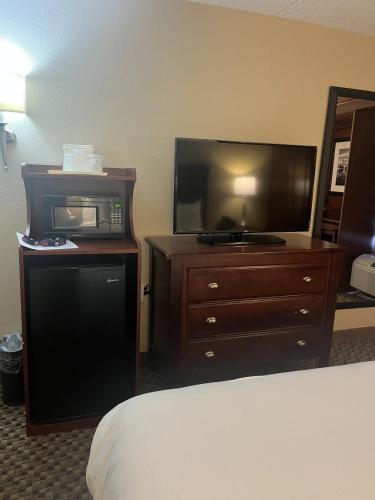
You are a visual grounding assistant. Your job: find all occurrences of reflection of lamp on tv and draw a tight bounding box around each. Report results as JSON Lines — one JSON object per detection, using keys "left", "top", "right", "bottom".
{"left": 233, "top": 176, "right": 256, "bottom": 227}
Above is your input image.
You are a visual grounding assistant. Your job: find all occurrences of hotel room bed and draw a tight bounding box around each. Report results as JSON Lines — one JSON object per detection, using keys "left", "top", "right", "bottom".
{"left": 87, "top": 361, "right": 375, "bottom": 499}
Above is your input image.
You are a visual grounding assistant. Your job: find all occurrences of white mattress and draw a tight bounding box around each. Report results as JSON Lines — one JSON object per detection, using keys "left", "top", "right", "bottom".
{"left": 87, "top": 362, "right": 375, "bottom": 499}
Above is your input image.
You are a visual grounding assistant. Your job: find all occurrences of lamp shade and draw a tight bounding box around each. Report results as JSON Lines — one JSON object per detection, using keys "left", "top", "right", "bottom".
{"left": 233, "top": 176, "right": 256, "bottom": 196}
{"left": 0, "top": 72, "right": 25, "bottom": 113}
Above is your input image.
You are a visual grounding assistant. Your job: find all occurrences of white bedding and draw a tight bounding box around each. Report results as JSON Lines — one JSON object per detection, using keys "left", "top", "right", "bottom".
{"left": 87, "top": 362, "right": 375, "bottom": 499}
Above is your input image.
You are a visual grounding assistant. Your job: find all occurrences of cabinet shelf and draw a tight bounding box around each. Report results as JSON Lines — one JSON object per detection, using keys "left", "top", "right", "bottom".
{"left": 19, "top": 238, "right": 139, "bottom": 256}
{"left": 21, "top": 164, "right": 136, "bottom": 182}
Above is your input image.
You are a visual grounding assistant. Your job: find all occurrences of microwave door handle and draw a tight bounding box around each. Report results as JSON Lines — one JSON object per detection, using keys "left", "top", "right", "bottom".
{"left": 99, "top": 203, "right": 110, "bottom": 228}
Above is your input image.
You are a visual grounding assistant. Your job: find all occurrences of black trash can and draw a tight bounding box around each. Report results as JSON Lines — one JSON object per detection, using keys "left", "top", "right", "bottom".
{"left": 0, "top": 333, "right": 24, "bottom": 406}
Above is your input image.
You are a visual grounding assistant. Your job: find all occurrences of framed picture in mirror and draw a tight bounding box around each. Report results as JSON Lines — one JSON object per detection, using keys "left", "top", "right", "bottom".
{"left": 330, "top": 139, "right": 351, "bottom": 193}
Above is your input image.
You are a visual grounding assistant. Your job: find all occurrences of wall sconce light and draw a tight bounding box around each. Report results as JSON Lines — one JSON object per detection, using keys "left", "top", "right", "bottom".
{"left": 0, "top": 71, "right": 26, "bottom": 171}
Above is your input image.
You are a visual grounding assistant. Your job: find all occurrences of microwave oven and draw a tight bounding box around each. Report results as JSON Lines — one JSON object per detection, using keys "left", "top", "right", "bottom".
{"left": 41, "top": 195, "right": 125, "bottom": 239}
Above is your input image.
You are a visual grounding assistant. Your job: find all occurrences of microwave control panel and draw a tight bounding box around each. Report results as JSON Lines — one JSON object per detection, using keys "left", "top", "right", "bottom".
{"left": 110, "top": 200, "right": 125, "bottom": 233}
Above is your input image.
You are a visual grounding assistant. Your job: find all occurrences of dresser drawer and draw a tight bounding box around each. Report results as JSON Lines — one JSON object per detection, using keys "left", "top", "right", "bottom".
{"left": 187, "top": 264, "right": 328, "bottom": 302}
{"left": 185, "top": 295, "right": 324, "bottom": 339}
{"left": 184, "top": 330, "right": 320, "bottom": 368}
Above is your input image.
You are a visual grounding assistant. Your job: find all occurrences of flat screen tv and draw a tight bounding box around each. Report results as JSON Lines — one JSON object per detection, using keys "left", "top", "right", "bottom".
{"left": 174, "top": 138, "right": 316, "bottom": 245}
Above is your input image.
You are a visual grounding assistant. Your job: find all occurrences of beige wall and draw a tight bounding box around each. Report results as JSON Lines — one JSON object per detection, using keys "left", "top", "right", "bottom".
{"left": 1, "top": 0, "right": 375, "bottom": 350}
{"left": 334, "top": 308, "right": 375, "bottom": 331}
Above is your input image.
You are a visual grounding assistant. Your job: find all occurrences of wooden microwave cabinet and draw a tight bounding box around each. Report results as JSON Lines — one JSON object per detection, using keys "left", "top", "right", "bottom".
{"left": 19, "top": 165, "right": 141, "bottom": 436}
{"left": 146, "top": 235, "right": 344, "bottom": 384}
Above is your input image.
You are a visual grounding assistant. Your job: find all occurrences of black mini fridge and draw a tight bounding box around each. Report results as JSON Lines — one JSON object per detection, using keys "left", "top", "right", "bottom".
{"left": 27, "top": 262, "right": 128, "bottom": 423}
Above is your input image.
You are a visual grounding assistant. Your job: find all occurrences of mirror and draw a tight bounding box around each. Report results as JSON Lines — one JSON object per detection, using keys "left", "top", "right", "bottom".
{"left": 313, "top": 87, "right": 375, "bottom": 302}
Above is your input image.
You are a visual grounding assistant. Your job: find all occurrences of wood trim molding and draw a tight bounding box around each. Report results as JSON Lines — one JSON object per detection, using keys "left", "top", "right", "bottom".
{"left": 313, "top": 86, "right": 375, "bottom": 239}
{"left": 333, "top": 326, "right": 375, "bottom": 339}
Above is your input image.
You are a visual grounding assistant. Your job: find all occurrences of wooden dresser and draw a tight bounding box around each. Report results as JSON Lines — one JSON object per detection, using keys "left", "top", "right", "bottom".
{"left": 146, "top": 234, "right": 344, "bottom": 384}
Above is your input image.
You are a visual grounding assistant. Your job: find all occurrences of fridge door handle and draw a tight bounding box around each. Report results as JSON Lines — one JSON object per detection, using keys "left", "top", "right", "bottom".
{"left": 106, "top": 277, "right": 120, "bottom": 284}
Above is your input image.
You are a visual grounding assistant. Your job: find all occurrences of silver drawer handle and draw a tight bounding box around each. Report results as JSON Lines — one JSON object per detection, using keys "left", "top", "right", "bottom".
{"left": 299, "top": 308, "right": 310, "bottom": 315}
{"left": 204, "top": 351, "right": 215, "bottom": 358}
{"left": 303, "top": 276, "right": 313, "bottom": 283}
{"left": 206, "top": 316, "right": 217, "bottom": 324}
{"left": 208, "top": 282, "right": 219, "bottom": 289}
{"left": 297, "top": 340, "right": 307, "bottom": 348}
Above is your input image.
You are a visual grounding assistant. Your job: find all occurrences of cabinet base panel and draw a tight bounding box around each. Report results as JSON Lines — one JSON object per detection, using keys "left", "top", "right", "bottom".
{"left": 26, "top": 416, "right": 101, "bottom": 436}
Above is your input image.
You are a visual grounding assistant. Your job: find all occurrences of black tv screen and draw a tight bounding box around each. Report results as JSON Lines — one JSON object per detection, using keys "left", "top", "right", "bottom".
{"left": 174, "top": 138, "right": 316, "bottom": 235}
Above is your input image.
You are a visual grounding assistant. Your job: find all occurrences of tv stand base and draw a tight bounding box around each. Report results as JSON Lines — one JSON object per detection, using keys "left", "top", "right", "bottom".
{"left": 197, "top": 233, "right": 286, "bottom": 246}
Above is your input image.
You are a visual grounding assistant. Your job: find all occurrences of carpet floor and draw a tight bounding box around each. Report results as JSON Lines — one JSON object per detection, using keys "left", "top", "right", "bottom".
{"left": 1, "top": 329, "right": 375, "bottom": 499}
